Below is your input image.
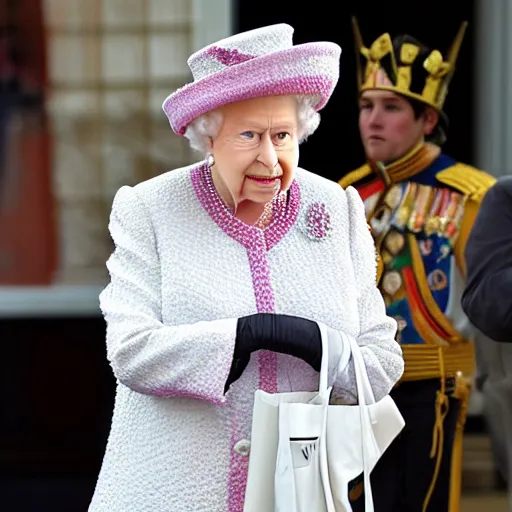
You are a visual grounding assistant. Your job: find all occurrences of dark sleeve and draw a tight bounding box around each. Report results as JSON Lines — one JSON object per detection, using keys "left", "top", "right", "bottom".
{"left": 461, "top": 177, "right": 512, "bottom": 342}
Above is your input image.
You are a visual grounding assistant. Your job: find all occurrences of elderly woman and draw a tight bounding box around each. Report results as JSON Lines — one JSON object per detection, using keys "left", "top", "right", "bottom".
{"left": 89, "top": 24, "right": 404, "bottom": 512}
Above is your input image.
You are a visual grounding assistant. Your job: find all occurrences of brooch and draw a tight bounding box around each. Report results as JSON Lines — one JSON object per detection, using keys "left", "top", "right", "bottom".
{"left": 305, "top": 202, "right": 332, "bottom": 241}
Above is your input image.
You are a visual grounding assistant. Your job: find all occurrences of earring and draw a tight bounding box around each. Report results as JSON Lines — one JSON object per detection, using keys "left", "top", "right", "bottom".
{"left": 206, "top": 153, "right": 215, "bottom": 167}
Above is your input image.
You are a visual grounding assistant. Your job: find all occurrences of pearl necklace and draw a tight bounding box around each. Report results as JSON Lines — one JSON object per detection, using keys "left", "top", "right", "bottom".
{"left": 254, "top": 200, "right": 274, "bottom": 229}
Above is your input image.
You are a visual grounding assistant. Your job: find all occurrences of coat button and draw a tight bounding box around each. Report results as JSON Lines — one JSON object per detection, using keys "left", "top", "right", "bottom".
{"left": 234, "top": 439, "right": 251, "bottom": 456}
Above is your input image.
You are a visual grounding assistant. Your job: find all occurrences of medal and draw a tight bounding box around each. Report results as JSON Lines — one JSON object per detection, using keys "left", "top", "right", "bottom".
{"left": 436, "top": 244, "right": 451, "bottom": 263}
{"left": 393, "top": 182, "right": 417, "bottom": 230}
{"left": 438, "top": 190, "right": 459, "bottom": 234}
{"left": 408, "top": 184, "right": 434, "bottom": 232}
{"left": 444, "top": 193, "right": 466, "bottom": 244}
{"left": 363, "top": 193, "right": 379, "bottom": 219}
{"left": 427, "top": 269, "right": 448, "bottom": 291}
{"left": 419, "top": 239, "right": 433, "bottom": 256}
{"left": 425, "top": 188, "right": 450, "bottom": 236}
{"left": 383, "top": 230, "right": 405, "bottom": 256}
{"left": 382, "top": 250, "right": 394, "bottom": 265}
{"left": 368, "top": 184, "right": 404, "bottom": 236}
{"left": 370, "top": 206, "right": 392, "bottom": 236}
{"left": 384, "top": 184, "right": 403, "bottom": 210}
{"left": 381, "top": 270, "right": 403, "bottom": 297}
{"left": 393, "top": 315, "right": 408, "bottom": 343}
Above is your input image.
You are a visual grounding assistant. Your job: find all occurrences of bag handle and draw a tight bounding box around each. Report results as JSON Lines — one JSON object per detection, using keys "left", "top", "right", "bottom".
{"left": 345, "top": 333, "right": 376, "bottom": 406}
{"left": 317, "top": 323, "right": 375, "bottom": 405}
{"left": 345, "top": 333, "right": 376, "bottom": 511}
{"left": 317, "top": 323, "right": 376, "bottom": 511}
{"left": 317, "top": 322, "right": 330, "bottom": 395}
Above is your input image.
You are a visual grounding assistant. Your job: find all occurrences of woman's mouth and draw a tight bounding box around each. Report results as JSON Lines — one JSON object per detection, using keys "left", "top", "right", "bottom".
{"left": 246, "top": 175, "right": 281, "bottom": 185}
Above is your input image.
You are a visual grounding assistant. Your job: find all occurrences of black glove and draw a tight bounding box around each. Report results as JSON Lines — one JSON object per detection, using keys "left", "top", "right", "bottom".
{"left": 225, "top": 313, "right": 322, "bottom": 392}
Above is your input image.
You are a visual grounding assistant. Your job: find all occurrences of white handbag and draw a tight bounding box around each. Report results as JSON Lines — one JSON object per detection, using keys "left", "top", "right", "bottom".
{"left": 243, "top": 322, "right": 405, "bottom": 512}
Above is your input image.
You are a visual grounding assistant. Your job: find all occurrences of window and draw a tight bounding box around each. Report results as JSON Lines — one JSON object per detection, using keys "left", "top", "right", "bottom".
{"left": 45, "top": 0, "right": 195, "bottom": 284}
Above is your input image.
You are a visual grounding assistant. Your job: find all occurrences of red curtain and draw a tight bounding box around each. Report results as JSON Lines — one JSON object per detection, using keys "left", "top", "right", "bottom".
{"left": 0, "top": 0, "right": 56, "bottom": 285}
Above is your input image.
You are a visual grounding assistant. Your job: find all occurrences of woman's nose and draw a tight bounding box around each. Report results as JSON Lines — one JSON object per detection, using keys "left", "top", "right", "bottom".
{"left": 257, "top": 133, "right": 278, "bottom": 169}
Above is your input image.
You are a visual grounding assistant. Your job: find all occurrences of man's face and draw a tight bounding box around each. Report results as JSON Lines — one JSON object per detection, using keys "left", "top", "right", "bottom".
{"left": 358, "top": 90, "right": 437, "bottom": 164}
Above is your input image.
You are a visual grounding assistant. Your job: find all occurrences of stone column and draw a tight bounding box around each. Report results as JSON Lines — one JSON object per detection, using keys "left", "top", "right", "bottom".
{"left": 474, "top": 0, "right": 510, "bottom": 177}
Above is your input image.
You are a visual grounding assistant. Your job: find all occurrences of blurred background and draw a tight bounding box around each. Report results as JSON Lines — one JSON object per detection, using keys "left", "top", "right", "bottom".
{"left": 0, "top": 0, "right": 509, "bottom": 510}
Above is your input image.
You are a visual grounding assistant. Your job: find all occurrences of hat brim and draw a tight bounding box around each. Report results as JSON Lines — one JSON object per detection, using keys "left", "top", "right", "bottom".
{"left": 163, "top": 42, "right": 341, "bottom": 135}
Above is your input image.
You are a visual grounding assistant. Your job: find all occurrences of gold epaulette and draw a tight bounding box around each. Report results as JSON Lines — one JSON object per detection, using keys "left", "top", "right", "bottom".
{"left": 436, "top": 163, "right": 496, "bottom": 277}
{"left": 435, "top": 163, "right": 496, "bottom": 202}
{"left": 338, "top": 164, "right": 373, "bottom": 189}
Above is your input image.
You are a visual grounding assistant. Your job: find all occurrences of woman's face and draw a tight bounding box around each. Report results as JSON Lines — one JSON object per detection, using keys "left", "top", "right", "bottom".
{"left": 209, "top": 95, "right": 300, "bottom": 208}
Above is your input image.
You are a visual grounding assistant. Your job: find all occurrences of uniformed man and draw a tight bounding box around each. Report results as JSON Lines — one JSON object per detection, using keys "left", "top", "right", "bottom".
{"left": 340, "top": 19, "right": 497, "bottom": 512}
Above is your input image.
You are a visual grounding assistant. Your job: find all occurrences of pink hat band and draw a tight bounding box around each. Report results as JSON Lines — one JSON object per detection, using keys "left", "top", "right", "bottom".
{"left": 162, "top": 24, "right": 341, "bottom": 135}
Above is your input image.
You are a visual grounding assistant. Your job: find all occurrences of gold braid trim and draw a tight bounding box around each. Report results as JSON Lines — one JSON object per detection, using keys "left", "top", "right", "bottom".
{"left": 400, "top": 343, "right": 475, "bottom": 381}
{"left": 407, "top": 235, "right": 464, "bottom": 343}
{"left": 399, "top": 344, "right": 474, "bottom": 511}
{"left": 422, "top": 348, "right": 449, "bottom": 512}
{"left": 383, "top": 143, "right": 439, "bottom": 183}
{"left": 338, "top": 164, "right": 372, "bottom": 189}
{"left": 435, "top": 164, "right": 496, "bottom": 200}
{"left": 448, "top": 375, "right": 472, "bottom": 512}
{"left": 338, "top": 143, "right": 440, "bottom": 189}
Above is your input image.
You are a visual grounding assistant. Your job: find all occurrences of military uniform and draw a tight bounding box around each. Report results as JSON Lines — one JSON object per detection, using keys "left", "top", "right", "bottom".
{"left": 341, "top": 19, "right": 496, "bottom": 512}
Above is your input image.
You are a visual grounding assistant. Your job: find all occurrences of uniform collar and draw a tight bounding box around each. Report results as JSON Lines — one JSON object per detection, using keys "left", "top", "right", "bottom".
{"left": 369, "top": 143, "right": 440, "bottom": 183}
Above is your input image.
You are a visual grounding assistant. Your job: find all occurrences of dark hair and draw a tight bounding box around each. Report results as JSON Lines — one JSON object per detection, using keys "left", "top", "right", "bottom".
{"left": 407, "top": 96, "right": 448, "bottom": 146}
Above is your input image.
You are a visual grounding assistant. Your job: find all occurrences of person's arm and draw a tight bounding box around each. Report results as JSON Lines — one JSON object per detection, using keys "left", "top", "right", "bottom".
{"left": 100, "top": 185, "right": 238, "bottom": 405}
{"left": 331, "top": 187, "right": 404, "bottom": 403}
{"left": 462, "top": 178, "right": 512, "bottom": 342}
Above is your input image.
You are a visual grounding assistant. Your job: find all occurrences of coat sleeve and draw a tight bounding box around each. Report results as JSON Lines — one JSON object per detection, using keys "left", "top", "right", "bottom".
{"left": 461, "top": 179, "right": 512, "bottom": 342}
{"left": 331, "top": 186, "right": 404, "bottom": 403}
{"left": 99, "top": 185, "right": 237, "bottom": 404}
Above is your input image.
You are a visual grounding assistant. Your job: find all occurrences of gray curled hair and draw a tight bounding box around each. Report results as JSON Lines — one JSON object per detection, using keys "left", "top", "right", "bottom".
{"left": 183, "top": 95, "right": 321, "bottom": 155}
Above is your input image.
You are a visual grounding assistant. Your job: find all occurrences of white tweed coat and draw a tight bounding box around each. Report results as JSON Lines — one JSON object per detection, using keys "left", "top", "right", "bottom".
{"left": 88, "top": 162, "right": 404, "bottom": 512}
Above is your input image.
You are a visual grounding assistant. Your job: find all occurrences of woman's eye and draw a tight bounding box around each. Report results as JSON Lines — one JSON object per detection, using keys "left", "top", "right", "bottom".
{"left": 241, "top": 131, "right": 254, "bottom": 139}
{"left": 275, "top": 132, "right": 289, "bottom": 141}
